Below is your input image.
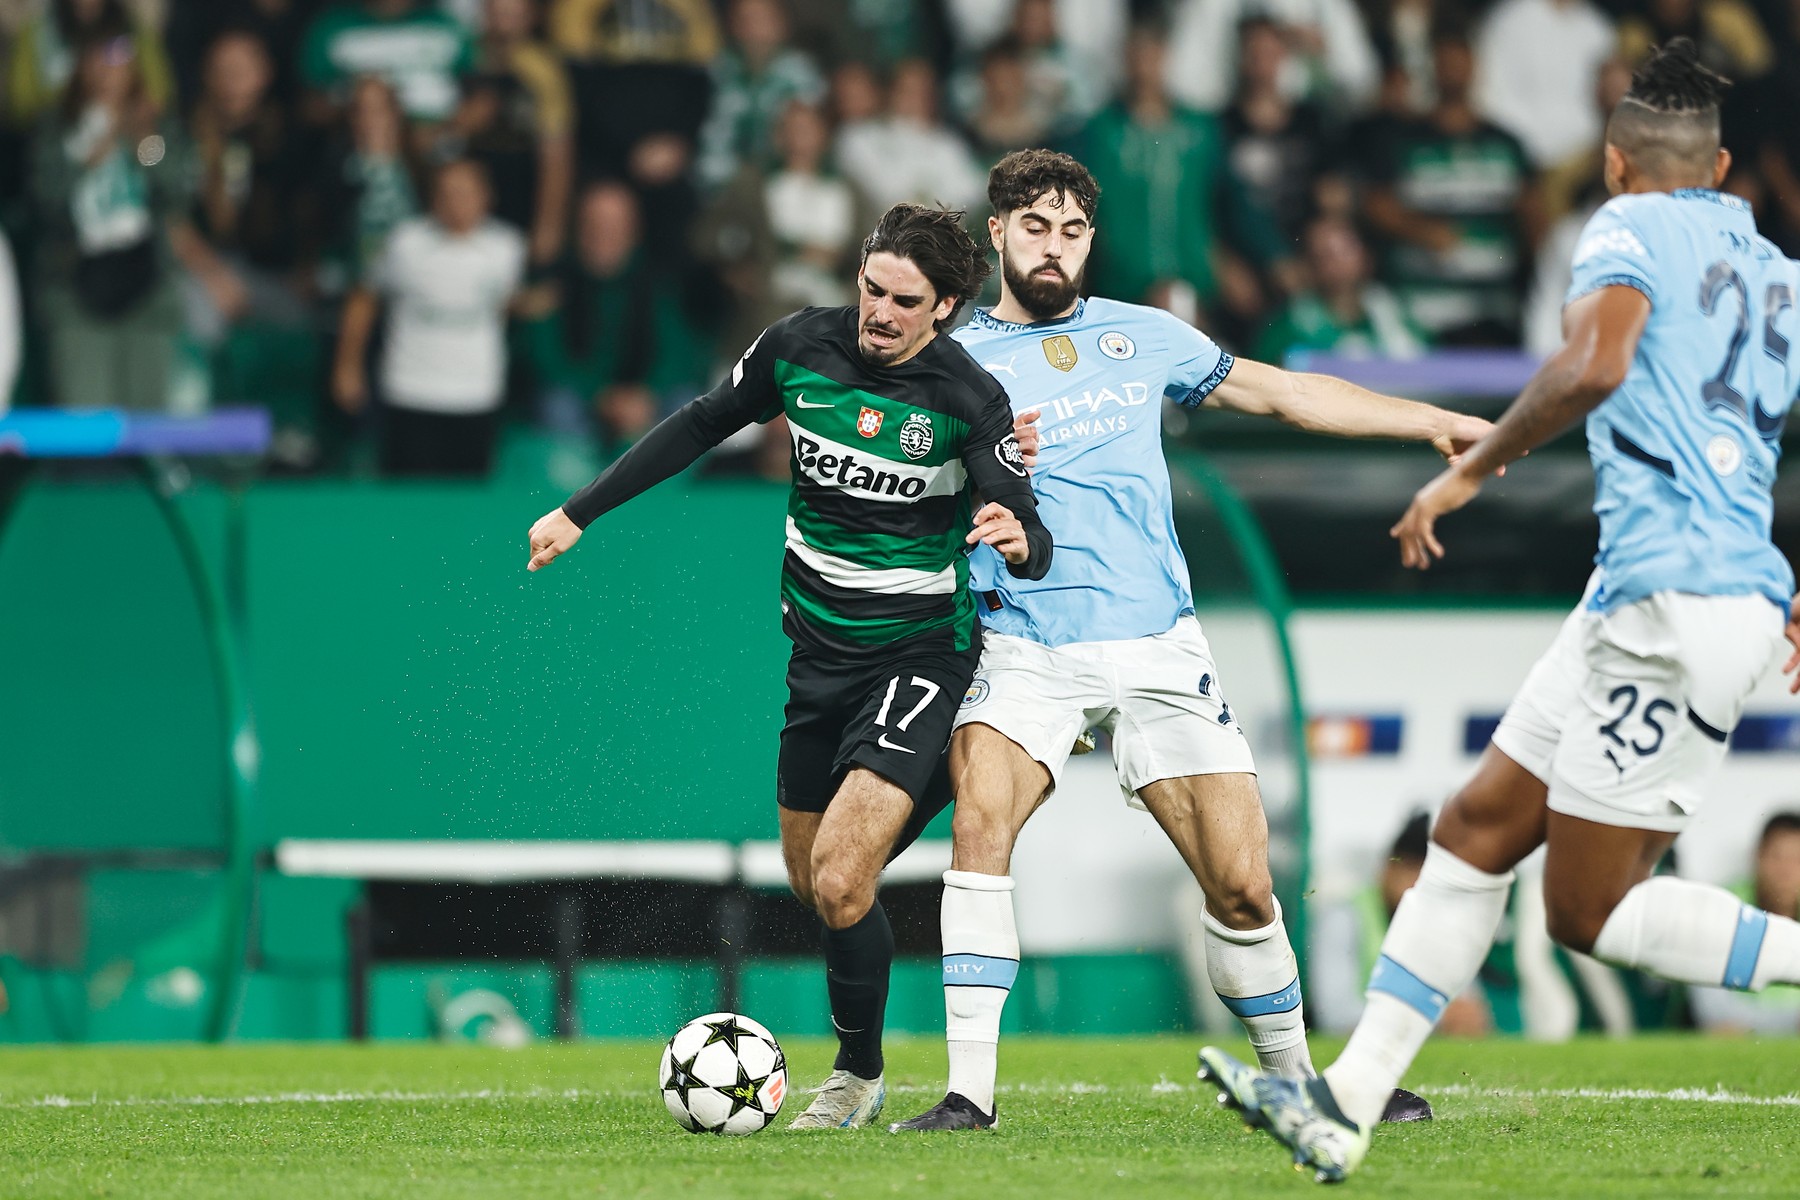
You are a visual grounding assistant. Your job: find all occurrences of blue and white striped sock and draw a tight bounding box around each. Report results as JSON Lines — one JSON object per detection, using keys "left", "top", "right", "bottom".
{"left": 942, "top": 870, "right": 1018, "bottom": 1114}
{"left": 1326, "top": 844, "right": 1513, "bottom": 1129}
{"left": 1203, "top": 900, "right": 1314, "bottom": 1078}
{"left": 1592, "top": 875, "right": 1800, "bottom": 992}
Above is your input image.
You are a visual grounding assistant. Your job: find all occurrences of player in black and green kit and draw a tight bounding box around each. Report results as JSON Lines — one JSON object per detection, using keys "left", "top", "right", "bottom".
{"left": 526, "top": 204, "right": 1052, "bottom": 1129}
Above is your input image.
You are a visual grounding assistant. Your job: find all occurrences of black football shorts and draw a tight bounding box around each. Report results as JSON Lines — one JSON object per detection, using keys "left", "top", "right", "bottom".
{"left": 776, "top": 628, "right": 980, "bottom": 848}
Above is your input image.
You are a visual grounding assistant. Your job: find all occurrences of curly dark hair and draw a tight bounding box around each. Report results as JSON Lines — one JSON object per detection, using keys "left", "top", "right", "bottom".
{"left": 860, "top": 203, "right": 993, "bottom": 329}
{"left": 986, "top": 148, "right": 1100, "bottom": 223}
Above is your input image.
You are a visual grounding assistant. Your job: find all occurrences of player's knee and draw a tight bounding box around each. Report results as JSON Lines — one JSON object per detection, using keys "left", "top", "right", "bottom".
{"left": 785, "top": 867, "right": 816, "bottom": 911}
{"left": 810, "top": 863, "right": 874, "bottom": 928}
{"left": 1543, "top": 894, "right": 1607, "bottom": 955}
{"left": 1428, "top": 752, "right": 1548, "bottom": 875}
{"left": 950, "top": 799, "right": 1014, "bottom": 869}
{"left": 1205, "top": 879, "right": 1276, "bottom": 930}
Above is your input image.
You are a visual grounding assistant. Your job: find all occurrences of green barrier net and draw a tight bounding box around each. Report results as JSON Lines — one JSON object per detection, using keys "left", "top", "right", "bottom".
{"left": 0, "top": 478, "right": 249, "bottom": 1042}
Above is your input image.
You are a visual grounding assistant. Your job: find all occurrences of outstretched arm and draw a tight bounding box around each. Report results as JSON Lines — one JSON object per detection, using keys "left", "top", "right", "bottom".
{"left": 527, "top": 327, "right": 782, "bottom": 571}
{"left": 527, "top": 399, "right": 754, "bottom": 569}
{"left": 1203, "top": 355, "right": 1495, "bottom": 461}
{"left": 1391, "top": 284, "right": 1651, "bottom": 569}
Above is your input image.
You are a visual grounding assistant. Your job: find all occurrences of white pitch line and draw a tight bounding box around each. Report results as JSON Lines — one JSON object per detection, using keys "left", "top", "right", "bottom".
{"left": 1419, "top": 1084, "right": 1800, "bottom": 1108}
{"left": 6, "top": 1081, "right": 1798, "bottom": 1112}
{"left": 6, "top": 1088, "right": 608, "bottom": 1111}
{"left": 2, "top": 1083, "right": 1090, "bottom": 1111}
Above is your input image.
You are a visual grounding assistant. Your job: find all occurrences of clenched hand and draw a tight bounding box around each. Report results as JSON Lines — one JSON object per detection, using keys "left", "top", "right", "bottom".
{"left": 527, "top": 507, "right": 583, "bottom": 571}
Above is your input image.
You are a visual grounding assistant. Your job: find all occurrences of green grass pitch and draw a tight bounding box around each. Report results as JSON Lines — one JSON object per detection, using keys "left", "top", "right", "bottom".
{"left": 4, "top": 1035, "right": 1796, "bottom": 1198}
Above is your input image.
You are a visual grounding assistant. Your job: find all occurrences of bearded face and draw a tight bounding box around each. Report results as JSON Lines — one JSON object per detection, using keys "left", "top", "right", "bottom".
{"left": 992, "top": 190, "right": 1093, "bottom": 320}
{"left": 1001, "top": 239, "right": 1083, "bottom": 319}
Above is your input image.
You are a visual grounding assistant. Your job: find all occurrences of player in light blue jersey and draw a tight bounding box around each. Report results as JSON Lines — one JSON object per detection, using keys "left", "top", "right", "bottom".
{"left": 1201, "top": 41, "right": 1800, "bottom": 1183}
{"left": 888, "top": 149, "right": 1494, "bottom": 1133}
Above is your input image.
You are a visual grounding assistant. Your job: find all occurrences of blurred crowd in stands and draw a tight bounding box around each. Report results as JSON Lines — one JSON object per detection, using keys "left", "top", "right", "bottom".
{"left": 0, "top": 0, "right": 1797, "bottom": 474}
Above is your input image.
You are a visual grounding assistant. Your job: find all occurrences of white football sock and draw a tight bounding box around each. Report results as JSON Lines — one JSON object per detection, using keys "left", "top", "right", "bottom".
{"left": 1592, "top": 875, "right": 1800, "bottom": 991}
{"left": 1203, "top": 899, "right": 1313, "bottom": 1078}
{"left": 1326, "top": 843, "right": 1513, "bottom": 1130}
{"left": 942, "top": 869, "right": 1018, "bottom": 1114}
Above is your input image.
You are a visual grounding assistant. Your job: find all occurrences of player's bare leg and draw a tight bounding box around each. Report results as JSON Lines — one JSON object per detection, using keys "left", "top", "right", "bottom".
{"left": 778, "top": 807, "right": 823, "bottom": 910}
{"left": 1212, "top": 743, "right": 1800, "bottom": 1178}
{"left": 782, "top": 767, "right": 912, "bottom": 1129}
{"left": 1428, "top": 744, "right": 1552, "bottom": 875}
{"left": 1540, "top": 812, "right": 1675, "bottom": 953}
{"left": 808, "top": 767, "right": 914, "bottom": 928}
{"left": 1137, "top": 774, "right": 1311, "bottom": 1078}
{"left": 948, "top": 722, "right": 1053, "bottom": 875}
{"left": 890, "top": 723, "right": 1048, "bottom": 1131}
{"left": 1543, "top": 809, "right": 1800, "bottom": 1005}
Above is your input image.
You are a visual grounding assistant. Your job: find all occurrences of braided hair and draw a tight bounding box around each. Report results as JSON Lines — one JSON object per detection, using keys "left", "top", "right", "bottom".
{"left": 1623, "top": 37, "right": 1731, "bottom": 114}
{"left": 1606, "top": 39, "right": 1732, "bottom": 180}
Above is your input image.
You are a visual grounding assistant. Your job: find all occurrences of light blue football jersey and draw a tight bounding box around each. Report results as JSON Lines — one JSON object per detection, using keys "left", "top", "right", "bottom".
{"left": 1567, "top": 188, "right": 1797, "bottom": 613}
{"left": 952, "top": 297, "right": 1233, "bottom": 646}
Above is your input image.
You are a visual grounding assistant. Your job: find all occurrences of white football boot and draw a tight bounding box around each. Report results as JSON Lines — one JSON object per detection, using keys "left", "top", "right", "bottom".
{"left": 787, "top": 1070, "right": 886, "bottom": 1130}
{"left": 1198, "top": 1047, "right": 1372, "bottom": 1183}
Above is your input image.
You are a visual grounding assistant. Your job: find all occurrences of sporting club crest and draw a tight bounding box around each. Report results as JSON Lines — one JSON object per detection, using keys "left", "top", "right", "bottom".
{"left": 1042, "top": 334, "right": 1078, "bottom": 372}
{"left": 857, "top": 406, "right": 884, "bottom": 438}
{"left": 899, "top": 412, "right": 934, "bottom": 460}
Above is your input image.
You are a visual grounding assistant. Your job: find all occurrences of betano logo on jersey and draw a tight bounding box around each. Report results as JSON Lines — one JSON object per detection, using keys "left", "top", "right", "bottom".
{"left": 790, "top": 428, "right": 961, "bottom": 501}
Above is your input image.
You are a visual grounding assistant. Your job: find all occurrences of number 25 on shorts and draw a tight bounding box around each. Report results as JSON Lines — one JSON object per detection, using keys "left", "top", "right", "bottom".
{"left": 1598, "top": 683, "right": 1676, "bottom": 775}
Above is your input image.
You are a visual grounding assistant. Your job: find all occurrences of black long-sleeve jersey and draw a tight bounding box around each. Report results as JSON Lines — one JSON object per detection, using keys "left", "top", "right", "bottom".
{"left": 562, "top": 306, "right": 1052, "bottom": 653}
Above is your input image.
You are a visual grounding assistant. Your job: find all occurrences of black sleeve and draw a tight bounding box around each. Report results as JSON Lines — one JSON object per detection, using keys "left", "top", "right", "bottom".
{"left": 561, "top": 323, "right": 784, "bottom": 528}
{"left": 961, "top": 385, "right": 1053, "bottom": 581}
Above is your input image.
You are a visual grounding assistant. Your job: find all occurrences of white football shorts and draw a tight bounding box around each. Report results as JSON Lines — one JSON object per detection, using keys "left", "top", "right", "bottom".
{"left": 1491, "top": 585, "right": 1788, "bottom": 832}
{"left": 953, "top": 615, "right": 1257, "bottom": 806}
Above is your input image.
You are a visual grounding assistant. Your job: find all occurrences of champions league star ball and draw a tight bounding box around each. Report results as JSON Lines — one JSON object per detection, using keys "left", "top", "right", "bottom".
{"left": 659, "top": 1012, "right": 788, "bottom": 1135}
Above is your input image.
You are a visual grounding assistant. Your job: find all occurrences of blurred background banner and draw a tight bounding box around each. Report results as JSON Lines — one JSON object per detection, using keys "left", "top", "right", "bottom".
{"left": 0, "top": 0, "right": 1796, "bottom": 1045}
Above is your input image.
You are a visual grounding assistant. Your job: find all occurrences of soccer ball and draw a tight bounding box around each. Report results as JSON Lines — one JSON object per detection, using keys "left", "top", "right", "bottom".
{"left": 658, "top": 1011, "right": 788, "bottom": 1135}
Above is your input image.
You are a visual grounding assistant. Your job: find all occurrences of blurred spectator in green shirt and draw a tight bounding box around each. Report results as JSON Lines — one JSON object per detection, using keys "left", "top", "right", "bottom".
{"left": 1069, "top": 24, "right": 1286, "bottom": 340}
{"left": 522, "top": 180, "right": 712, "bottom": 454}
{"left": 315, "top": 75, "right": 421, "bottom": 294}
{"left": 1256, "top": 216, "right": 1426, "bottom": 362}
{"left": 1361, "top": 25, "right": 1543, "bottom": 346}
{"left": 30, "top": 30, "right": 196, "bottom": 411}
{"left": 696, "top": 0, "right": 825, "bottom": 190}
{"left": 299, "top": 0, "right": 474, "bottom": 124}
